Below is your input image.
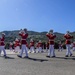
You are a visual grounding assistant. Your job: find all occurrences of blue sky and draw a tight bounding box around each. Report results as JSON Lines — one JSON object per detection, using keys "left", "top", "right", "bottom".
{"left": 0, "top": 0, "right": 75, "bottom": 33}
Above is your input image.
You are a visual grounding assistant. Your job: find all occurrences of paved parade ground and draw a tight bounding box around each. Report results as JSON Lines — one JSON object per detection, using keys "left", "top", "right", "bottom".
{"left": 0, "top": 50, "right": 75, "bottom": 75}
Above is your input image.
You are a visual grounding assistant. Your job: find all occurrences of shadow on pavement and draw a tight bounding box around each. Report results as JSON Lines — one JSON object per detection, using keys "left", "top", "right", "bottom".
{"left": 4, "top": 56, "right": 15, "bottom": 59}
{"left": 23, "top": 57, "right": 48, "bottom": 62}
{"left": 54, "top": 56, "right": 75, "bottom": 60}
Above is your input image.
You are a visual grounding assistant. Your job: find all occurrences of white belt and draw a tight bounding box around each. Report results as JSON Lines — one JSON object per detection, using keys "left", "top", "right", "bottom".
{"left": 0, "top": 41, "right": 4, "bottom": 42}
{"left": 49, "top": 40, "right": 54, "bottom": 41}
{"left": 66, "top": 39, "right": 70, "bottom": 41}
{"left": 21, "top": 39, "right": 26, "bottom": 40}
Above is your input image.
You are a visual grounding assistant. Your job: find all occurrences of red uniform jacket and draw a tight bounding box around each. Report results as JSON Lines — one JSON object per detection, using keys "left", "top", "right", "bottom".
{"left": 10, "top": 44, "right": 12, "bottom": 48}
{"left": 46, "top": 42, "right": 49, "bottom": 48}
{"left": 64, "top": 34, "right": 73, "bottom": 44}
{"left": 19, "top": 33, "right": 28, "bottom": 44}
{"left": 29, "top": 41, "right": 34, "bottom": 47}
{"left": 26, "top": 43, "right": 29, "bottom": 48}
{"left": 36, "top": 43, "right": 39, "bottom": 48}
{"left": 15, "top": 40, "right": 20, "bottom": 47}
{"left": 0, "top": 38, "right": 1, "bottom": 46}
{"left": 59, "top": 44, "right": 62, "bottom": 47}
{"left": 0, "top": 36, "right": 5, "bottom": 46}
{"left": 46, "top": 34, "right": 56, "bottom": 45}
{"left": 38, "top": 42, "right": 43, "bottom": 47}
{"left": 73, "top": 43, "right": 75, "bottom": 47}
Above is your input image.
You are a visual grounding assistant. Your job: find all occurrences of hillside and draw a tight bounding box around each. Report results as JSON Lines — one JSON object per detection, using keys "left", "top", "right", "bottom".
{"left": 0, "top": 30, "right": 75, "bottom": 43}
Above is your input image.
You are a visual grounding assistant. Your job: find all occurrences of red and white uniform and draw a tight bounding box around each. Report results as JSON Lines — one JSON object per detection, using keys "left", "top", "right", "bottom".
{"left": 26, "top": 43, "right": 29, "bottom": 53}
{"left": 46, "top": 42, "right": 49, "bottom": 51}
{"left": 0, "top": 34, "right": 6, "bottom": 56}
{"left": 0, "top": 36, "right": 5, "bottom": 46}
{"left": 37, "top": 41, "right": 43, "bottom": 53}
{"left": 64, "top": 34, "right": 73, "bottom": 56}
{"left": 36, "top": 43, "right": 39, "bottom": 48}
{"left": 35, "top": 42, "right": 39, "bottom": 52}
{"left": 14, "top": 39, "right": 20, "bottom": 53}
{"left": 46, "top": 34, "right": 56, "bottom": 45}
{"left": 15, "top": 40, "right": 20, "bottom": 47}
{"left": 19, "top": 31, "right": 28, "bottom": 57}
{"left": 46, "top": 33, "right": 56, "bottom": 56}
{"left": 38, "top": 42, "right": 43, "bottom": 48}
{"left": 29, "top": 40, "right": 35, "bottom": 53}
{"left": 26, "top": 43, "right": 29, "bottom": 48}
{"left": 19, "top": 32, "right": 28, "bottom": 45}
{"left": 30, "top": 41, "right": 34, "bottom": 47}
{"left": 9, "top": 42, "right": 13, "bottom": 51}
{"left": 58, "top": 42, "right": 63, "bottom": 51}
{"left": 0, "top": 38, "right": 1, "bottom": 54}
{"left": 64, "top": 34, "right": 73, "bottom": 44}
{"left": 73, "top": 42, "right": 75, "bottom": 51}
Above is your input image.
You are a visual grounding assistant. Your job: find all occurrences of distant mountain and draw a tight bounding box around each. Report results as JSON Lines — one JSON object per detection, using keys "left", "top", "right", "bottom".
{"left": 0, "top": 30, "right": 75, "bottom": 43}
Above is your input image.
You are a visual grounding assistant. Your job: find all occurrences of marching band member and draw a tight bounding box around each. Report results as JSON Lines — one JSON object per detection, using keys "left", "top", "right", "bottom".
{"left": 58, "top": 41, "right": 63, "bottom": 51}
{"left": 0, "top": 33, "right": 7, "bottom": 57}
{"left": 29, "top": 39, "right": 35, "bottom": 53}
{"left": 9, "top": 42, "right": 13, "bottom": 51}
{"left": 72, "top": 42, "right": 75, "bottom": 51}
{"left": 64, "top": 31, "right": 73, "bottom": 57}
{"left": 0, "top": 37, "right": 1, "bottom": 56}
{"left": 46, "top": 29, "right": 56, "bottom": 57}
{"left": 37, "top": 40, "right": 43, "bottom": 53}
{"left": 13, "top": 41, "right": 16, "bottom": 52}
{"left": 17, "top": 28, "right": 29, "bottom": 58}
{"left": 26, "top": 43, "right": 29, "bottom": 53}
{"left": 35, "top": 41, "right": 39, "bottom": 53}
{"left": 14, "top": 38, "right": 20, "bottom": 53}
{"left": 46, "top": 42, "right": 49, "bottom": 52}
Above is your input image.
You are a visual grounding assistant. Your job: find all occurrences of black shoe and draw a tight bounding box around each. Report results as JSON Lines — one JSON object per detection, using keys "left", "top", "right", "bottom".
{"left": 17, "top": 55, "right": 22, "bottom": 58}
{"left": 65, "top": 55, "right": 68, "bottom": 57}
{"left": 70, "top": 54, "right": 72, "bottom": 57}
{"left": 3, "top": 55, "right": 7, "bottom": 57}
{"left": 41, "top": 51, "right": 44, "bottom": 53}
{"left": 46, "top": 56, "right": 50, "bottom": 58}
{"left": 3, "top": 55, "right": 8, "bottom": 58}
{"left": 24, "top": 56, "right": 29, "bottom": 58}
{"left": 52, "top": 56, "right": 56, "bottom": 58}
{"left": 34, "top": 51, "right": 36, "bottom": 53}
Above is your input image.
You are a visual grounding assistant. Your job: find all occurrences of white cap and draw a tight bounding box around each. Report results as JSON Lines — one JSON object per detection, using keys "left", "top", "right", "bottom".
{"left": 30, "top": 39, "right": 33, "bottom": 42}
{"left": 24, "top": 28, "right": 27, "bottom": 33}
{"left": 2, "top": 33, "right": 5, "bottom": 35}
{"left": 10, "top": 42, "right": 12, "bottom": 45}
{"left": 0, "top": 35, "right": 2, "bottom": 38}
{"left": 13, "top": 41, "right": 15, "bottom": 44}
{"left": 22, "top": 30, "right": 25, "bottom": 34}
{"left": 24, "top": 28, "right": 27, "bottom": 31}
{"left": 39, "top": 40, "right": 41, "bottom": 42}
{"left": 66, "top": 31, "right": 70, "bottom": 34}
{"left": 15, "top": 38, "right": 19, "bottom": 41}
{"left": 49, "top": 29, "right": 53, "bottom": 34}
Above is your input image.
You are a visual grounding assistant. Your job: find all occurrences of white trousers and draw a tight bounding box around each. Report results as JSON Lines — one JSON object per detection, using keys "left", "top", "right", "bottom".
{"left": 73, "top": 47, "right": 75, "bottom": 51}
{"left": 48, "top": 45, "right": 55, "bottom": 56}
{"left": 66, "top": 44, "right": 72, "bottom": 55}
{"left": 10, "top": 47, "right": 13, "bottom": 51}
{"left": 15, "top": 46, "right": 20, "bottom": 52}
{"left": 38, "top": 47, "right": 43, "bottom": 52}
{"left": 20, "top": 45, "right": 28, "bottom": 56}
{"left": 30, "top": 46, "right": 35, "bottom": 52}
{"left": 46, "top": 47, "right": 48, "bottom": 51}
{"left": 58, "top": 47, "right": 62, "bottom": 51}
{"left": 0, "top": 46, "right": 6, "bottom": 55}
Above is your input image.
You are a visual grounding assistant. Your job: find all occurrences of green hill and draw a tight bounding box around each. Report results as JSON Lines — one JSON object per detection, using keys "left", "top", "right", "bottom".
{"left": 0, "top": 30, "right": 75, "bottom": 43}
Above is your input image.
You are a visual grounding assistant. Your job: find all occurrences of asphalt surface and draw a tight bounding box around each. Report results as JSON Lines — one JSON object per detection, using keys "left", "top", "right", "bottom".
{"left": 0, "top": 49, "right": 75, "bottom": 75}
